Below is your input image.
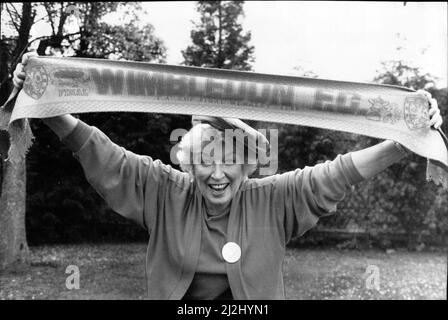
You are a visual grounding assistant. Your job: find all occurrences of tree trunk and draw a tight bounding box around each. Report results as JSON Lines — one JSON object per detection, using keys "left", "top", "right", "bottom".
{"left": 11, "top": 2, "right": 33, "bottom": 59}
{"left": 0, "top": 2, "right": 33, "bottom": 272}
{"left": 0, "top": 157, "right": 29, "bottom": 271}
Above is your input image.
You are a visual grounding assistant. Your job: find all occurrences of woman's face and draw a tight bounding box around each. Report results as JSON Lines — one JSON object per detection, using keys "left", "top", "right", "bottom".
{"left": 193, "top": 160, "right": 246, "bottom": 214}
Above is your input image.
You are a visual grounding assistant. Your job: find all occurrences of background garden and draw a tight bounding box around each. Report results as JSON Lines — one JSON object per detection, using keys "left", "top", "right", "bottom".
{"left": 0, "top": 1, "right": 446, "bottom": 299}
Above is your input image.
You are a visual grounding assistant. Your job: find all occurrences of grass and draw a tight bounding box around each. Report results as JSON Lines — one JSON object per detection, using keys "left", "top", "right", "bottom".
{"left": 283, "top": 247, "right": 446, "bottom": 299}
{"left": 0, "top": 243, "right": 446, "bottom": 300}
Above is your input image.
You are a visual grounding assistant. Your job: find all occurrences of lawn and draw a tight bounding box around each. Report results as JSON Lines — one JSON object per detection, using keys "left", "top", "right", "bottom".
{"left": 0, "top": 243, "right": 446, "bottom": 300}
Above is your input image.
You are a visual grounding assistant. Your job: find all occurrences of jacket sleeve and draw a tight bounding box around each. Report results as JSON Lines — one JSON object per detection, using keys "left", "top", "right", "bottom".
{"left": 275, "top": 153, "right": 364, "bottom": 244}
{"left": 61, "top": 120, "right": 176, "bottom": 231}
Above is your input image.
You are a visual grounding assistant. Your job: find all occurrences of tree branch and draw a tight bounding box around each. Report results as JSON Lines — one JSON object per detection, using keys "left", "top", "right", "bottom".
{"left": 43, "top": 2, "right": 56, "bottom": 36}
{"left": 34, "top": 31, "right": 81, "bottom": 55}
{"left": 5, "top": 4, "right": 20, "bottom": 33}
{"left": 57, "top": 1, "right": 68, "bottom": 37}
{"left": 9, "top": 3, "right": 21, "bottom": 20}
{"left": 65, "top": 35, "right": 81, "bottom": 44}
{"left": 11, "top": 3, "right": 35, "bottom": 64}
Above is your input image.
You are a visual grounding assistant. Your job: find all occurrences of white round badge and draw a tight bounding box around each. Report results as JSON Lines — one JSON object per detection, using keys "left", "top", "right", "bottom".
{"left": 222, "top": 242, "right": 241, "bottom": 263}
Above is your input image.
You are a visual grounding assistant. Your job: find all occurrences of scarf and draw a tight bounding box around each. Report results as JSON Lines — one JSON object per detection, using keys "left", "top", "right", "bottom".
{"left": 1, "top": 56, "right": 447, "bottom": 188}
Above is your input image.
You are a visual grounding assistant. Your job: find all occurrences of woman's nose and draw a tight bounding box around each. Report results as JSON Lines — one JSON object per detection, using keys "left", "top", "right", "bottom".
{"left": 211, "top": 164, "right": 225, "bottom": 180}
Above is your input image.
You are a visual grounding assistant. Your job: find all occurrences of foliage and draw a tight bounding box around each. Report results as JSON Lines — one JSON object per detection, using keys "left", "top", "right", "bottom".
{"left": 373, "top": 60, "right": 438, "bottom": 90}
{"left": 84, "top": 22, "right": 166, "bottom": 62}
{"left": 182, "top": 1, "right": 254, "bottom": 70}
{"left": 32, "top": 2, "right": 166, "bottom": 61}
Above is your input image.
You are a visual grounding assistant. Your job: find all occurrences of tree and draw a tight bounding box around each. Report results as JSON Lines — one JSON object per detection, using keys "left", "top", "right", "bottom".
{"left": 373, "top": 60, "right": 438, "bottom": 90}
{"left": 33, "top": 2, "right": 166, "bottom": 61}
{"left": 182, "top": 1, "right": 254, "bottom": 71}
{"left": 0, "top": 2, "right": 37, "bottom": 271}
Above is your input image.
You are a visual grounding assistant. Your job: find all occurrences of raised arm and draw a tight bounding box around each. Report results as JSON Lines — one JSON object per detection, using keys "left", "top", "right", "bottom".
{"left": 350, "top": 140, "right": 407, "bottom": 180}
{"left": 42, "top": 114, "right": 78, "bottom": 139}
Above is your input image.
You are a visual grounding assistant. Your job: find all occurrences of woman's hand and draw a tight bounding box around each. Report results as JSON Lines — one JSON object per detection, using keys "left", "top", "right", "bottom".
{"left": 416, "top": 89, "right": 443, "bottom": 130}
{"left": 12, "top": 51, "right": 39, "bottom": 89}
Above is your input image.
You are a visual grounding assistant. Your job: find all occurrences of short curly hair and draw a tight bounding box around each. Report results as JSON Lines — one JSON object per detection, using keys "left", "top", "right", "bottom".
{"left": 176, "top": 123, "right": 258, "bottom": 178}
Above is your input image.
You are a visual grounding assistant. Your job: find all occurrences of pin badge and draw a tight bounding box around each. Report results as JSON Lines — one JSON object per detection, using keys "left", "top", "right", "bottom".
{"left": 222, "top": 242, "right": 241, "bottom": 263}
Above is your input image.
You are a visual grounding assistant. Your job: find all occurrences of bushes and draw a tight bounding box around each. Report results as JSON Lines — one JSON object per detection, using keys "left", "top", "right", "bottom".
{"left": 25, "top": 112, "right": 190, "bottom": 245}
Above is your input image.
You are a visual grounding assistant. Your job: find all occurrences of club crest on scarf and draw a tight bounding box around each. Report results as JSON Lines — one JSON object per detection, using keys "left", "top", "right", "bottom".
{"left": 23, "top": 65, "right": 48, "bottom": 100}
{"left": 366, "top": 96, "right": 401, "bottom": 124}
{"left": 403, "top": 96, "right": 430, "bottom": 130}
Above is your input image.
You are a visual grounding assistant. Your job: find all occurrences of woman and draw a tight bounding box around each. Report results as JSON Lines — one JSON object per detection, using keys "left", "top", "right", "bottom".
{"left": 13, "top": 53, "right": 443, "bottom": 299}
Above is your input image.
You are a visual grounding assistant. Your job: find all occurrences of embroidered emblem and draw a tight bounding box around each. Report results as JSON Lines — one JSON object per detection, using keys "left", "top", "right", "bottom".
{"left": 403, "top": 96, "right": 430, "bottom": 130}
{"left": 23, "top": 65, "right": 48, "bottom": 100}
{"left": 366, "top": 96, "right": 401, "bottom": 124}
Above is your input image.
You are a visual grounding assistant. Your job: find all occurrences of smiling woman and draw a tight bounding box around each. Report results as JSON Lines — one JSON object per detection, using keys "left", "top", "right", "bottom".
{"left": 6, "top": 52, "right": 444, "bottom": 300}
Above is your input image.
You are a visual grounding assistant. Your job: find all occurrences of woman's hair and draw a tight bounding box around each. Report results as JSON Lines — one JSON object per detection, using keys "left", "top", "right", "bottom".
{"left": 176, "top": 123, "right": 258, "bottom": 177}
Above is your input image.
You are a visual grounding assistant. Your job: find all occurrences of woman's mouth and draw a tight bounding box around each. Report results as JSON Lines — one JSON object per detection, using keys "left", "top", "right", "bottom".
{"left": 208, "top": 183, "right": 230, "bottom": 193}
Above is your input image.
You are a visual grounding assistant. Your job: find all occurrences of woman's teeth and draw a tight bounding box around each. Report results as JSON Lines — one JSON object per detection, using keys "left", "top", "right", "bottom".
{"left": 209, "top": 183, "right": 229, "bottom": 191}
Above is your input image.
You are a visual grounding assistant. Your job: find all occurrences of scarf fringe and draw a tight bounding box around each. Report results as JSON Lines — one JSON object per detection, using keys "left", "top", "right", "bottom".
{"left": 0, "top": 107, "right": 34, "bottom": 163}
